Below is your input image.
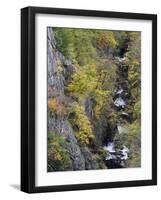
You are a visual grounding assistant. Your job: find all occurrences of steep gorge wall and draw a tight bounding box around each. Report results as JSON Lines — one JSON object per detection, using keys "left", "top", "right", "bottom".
{"left": 47, "top": 28, "right": 103, "bottom": 171}
{"left": 47, "top": 28, "right": 85, "bottom": 170}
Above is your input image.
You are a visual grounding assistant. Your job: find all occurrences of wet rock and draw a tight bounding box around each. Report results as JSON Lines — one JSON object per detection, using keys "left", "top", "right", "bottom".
{"left": 81, "top": 147, "right": 100, "bottom": 170}
{"left": 105, "top": 159, "right": 123, "bottom": 169}
{"left": 103, "top": 141, "right": 129, "bottom": 168}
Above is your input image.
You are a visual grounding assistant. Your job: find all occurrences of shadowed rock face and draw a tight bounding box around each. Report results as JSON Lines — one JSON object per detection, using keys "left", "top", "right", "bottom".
{"left": 84, "top": 97, "right": 93, "bottom": 121}
{"left": 47, "top": 28, "right": 75, "bottom": 97}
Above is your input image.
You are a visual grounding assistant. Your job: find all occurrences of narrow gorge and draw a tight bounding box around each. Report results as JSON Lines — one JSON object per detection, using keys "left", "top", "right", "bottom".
{"left": 47, "top": 27, "right": 141, "bottom": 172}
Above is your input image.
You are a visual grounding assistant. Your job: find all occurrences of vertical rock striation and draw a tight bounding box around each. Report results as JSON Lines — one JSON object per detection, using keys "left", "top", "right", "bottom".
{"left": 47, "top": 27, "right": 86, "bottom": 170}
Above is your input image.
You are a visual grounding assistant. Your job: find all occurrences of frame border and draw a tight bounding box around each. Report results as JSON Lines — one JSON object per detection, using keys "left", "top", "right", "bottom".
{"left": 21, "top": 6, "right": 157, "bottom": 193}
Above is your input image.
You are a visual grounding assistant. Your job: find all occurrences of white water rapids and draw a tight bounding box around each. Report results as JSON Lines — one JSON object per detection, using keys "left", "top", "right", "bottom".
{"left": 103, "top": 141, "right": 129, "bottom": 161}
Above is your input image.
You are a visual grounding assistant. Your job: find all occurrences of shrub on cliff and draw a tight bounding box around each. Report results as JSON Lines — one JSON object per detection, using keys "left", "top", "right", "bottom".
{"left": 48, "top": 98, "right": 68, "bottom": 116}
{"left": 68, "top": 102, "right": 94, "bottom": 145}
{"left": 47, "top": 131, "right": 72, "bottom": 171}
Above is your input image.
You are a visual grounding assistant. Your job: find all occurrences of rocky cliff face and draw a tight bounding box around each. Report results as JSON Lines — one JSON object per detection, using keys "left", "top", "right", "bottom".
{"left": 47, "top": 28, "right": 86, "bottom": 170}
{"left": 47, "top": 28, "right": 74, "bottom": 97}
{"left": 47, "top": 28, "right": 103, "bottom": 170}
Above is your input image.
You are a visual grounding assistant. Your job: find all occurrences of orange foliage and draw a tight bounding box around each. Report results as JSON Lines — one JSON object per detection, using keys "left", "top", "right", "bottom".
{"left": 48, "top": 98, "right": 67, "bottom": 116}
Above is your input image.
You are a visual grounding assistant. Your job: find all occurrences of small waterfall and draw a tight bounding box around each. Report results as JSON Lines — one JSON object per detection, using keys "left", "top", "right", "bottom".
{"left": 114, "top": 97, "right": 126, "bottom": 108}
{"left": 103, "top": 55, "right": 130, "bottom": 169}
{"left": 103, "top": 141, "right": 129, "bottom": 168}
{"left": 104, "top": 142, "right": 116, "bottom": 154}
{"left": 113, "top": 85, "right": 128, "bottom": 109}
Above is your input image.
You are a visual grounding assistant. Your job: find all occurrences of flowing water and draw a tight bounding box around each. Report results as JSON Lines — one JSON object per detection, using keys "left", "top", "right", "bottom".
{"left": 103, "top": 56, "right": 130, "bottom": 169}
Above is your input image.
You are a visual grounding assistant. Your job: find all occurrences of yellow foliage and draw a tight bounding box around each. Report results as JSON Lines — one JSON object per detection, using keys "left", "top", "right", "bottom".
{"left": 97, "top": 32, "right": 117, "bottom": 48}
{"left": 92, "top": 89, "right": 111, "bottom": 119}
{"left": 48, "top": 132, "right": 72, "bottom": 171}
{"left": 68, "top": 103, "right": 94, "bottom": 145}
{"left": 67, "top": 64, "right": 98, "bottom": 98}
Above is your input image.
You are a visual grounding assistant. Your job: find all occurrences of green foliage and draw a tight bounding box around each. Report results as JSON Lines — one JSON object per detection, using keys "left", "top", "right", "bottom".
{"left": 54, "top": 28, "right": 97, "bottom": 65}
{"left": 133, "top": 99, "right": 141, "bottom": 120}
{"left": 115, "top": 121, "right": 141, "bottom": 167}
{"left": 125, "top": 121, "right": 140, "bottom": 146}
{"left": 67, "top": 63, "right": 98, "bottom": 98}
{"left": 47, "top": 132, "right": 72, "bottom": 171}
{"left": 54, "top": 28, "right": 118, "bottom": 66}
{"left": 128, "top": 61, "right": 140, "bottom": 81}
{"left": 126, "top": 121, "right": 141, "bottom": 167}
{"left": 115, "top": 32, "right": 141, "bottom": 168}
{"left": 96, "top": 31, "right": 117, "bottom": 49}
{"left": 108, "top": 112, "right": 119, "bottom": 127}
{"left": 125, "top": 32, "right": 141, "bottom": 93}
{"left": 54, "top": 28, "right": 75, "bottom": 61}
{"left": 91, "top": 89, "right": 111, "bottom": 118}
{"left": 73, "top": 30, "right": 97, "bottom": 66}
{"left": 67, "top": 59, "right": 116, "bottom": 119}
{"left": 127, "top": 150, "right": 141, "bottom": 167}
{"left": 68, "top": 103, "right": 94, "bottom": 145}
